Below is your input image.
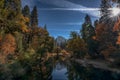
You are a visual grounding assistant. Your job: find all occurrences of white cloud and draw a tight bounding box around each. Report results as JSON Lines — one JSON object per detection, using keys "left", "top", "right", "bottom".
{"left": 40, "top": 0, "right": 100, "bottom": 17}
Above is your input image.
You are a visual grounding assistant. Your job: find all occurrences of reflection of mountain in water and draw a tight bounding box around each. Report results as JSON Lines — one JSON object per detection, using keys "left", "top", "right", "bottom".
{"left": 52, "top": 62, "right": 68, "bottom": 80}
{"left": 56, "top": 63, "right": 64, "bottom": 70}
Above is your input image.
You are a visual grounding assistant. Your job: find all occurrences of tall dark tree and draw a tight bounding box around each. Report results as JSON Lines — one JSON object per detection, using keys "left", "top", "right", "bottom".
{"left": 22, "top": 5, "right": 30, "bottom": 26}
{"left": 44, "top": 24, "right": 47, "bottom": 30}
{"left": 22, "top": 5, "right": 30, "bottom": 18}
{"left": 81, "top": 15, "right": 95, "bottom": 42}
{"left": 81, "top": 15, "right": 97, "bottom": 57}
{"left": 31, "top": 6, "right": 38, "bottom": 27}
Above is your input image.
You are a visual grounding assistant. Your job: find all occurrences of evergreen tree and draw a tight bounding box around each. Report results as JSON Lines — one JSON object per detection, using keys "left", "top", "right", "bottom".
{"left": 81, "top": 15, "right": 95, "bottom": 42}
{"left": 22, "top": 5, "right": 30, "bottom": 18}
{"left": 22, "top": 5, "right": 30, "bottom": 26}
{"left": 44, "top": 24, "right": 47, "bottom": 30}
{"left": 31, "top": 6, "right": 38, "bottom": 27}
{"left": 81, "top": 15, "right": 97, "bottom": 57}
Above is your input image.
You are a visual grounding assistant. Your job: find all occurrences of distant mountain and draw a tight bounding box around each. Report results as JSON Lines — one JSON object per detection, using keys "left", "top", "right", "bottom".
{"left": 55, "top": 36, "right": 66, "bottom": 49}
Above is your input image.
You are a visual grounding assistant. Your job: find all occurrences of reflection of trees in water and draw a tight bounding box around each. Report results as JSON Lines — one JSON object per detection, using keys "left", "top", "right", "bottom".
{"left": 66, "top": 61, "right": 120, "bottom": 80}
{"left": 56, "top": 63, "right": 64, "bottom": 70}
{"left": 33, "top": 56, "right": 68, "bottom": 80}
{"left": 1, "top": 56, "right": 120, "bottom": 80}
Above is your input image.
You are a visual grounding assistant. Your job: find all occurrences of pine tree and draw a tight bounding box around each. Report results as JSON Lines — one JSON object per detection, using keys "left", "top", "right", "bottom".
{"left": 81, "top": 15, "right": 97, "bottom": 57}
{"left": 81, "top": 15, "right": 95, "bottom": 42}
{"left": 22, "top": 5, "right": 30, "bottom": 18}
{"left": 31, "top": 6, "right": 38, "bottom": 27}
{"left": 44, "top": 24, "right": 47, "bottom": 30}
{"left": 22, "top": 5, "right": 30, "bottom": 26}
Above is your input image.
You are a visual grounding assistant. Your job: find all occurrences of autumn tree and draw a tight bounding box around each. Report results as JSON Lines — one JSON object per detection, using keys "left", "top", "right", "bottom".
{"left": 95, "top": 23, "right": 116, "bottom": 58}
{"left": 94, "top": 0, "right": 117, "bottom": 59}
{"left": 31, "top": 27, "right": 54, "bottom": 57}
{"left": 113, "top": 18, "right": 120, "bottom": 48}
{"left": 67, "top": 31, "right": 87, "bottom": 58}
{"left": 0, "top": 34, "right": 16, "bottom": 63}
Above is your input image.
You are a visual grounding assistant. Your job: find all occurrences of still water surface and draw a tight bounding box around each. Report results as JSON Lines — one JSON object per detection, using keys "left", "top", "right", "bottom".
{"left": 47, "top": 56, "right": 120, "bottom": 80}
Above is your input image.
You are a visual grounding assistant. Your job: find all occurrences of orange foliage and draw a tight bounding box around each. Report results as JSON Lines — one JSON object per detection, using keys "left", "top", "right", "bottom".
{"left": 1, "top": 34, "right": 16, "bottom": 55}
{"left": 113, "top": 19, "right": 120, "bottom": 32}
{"left": 116, "top": 35, "right": 120, "bottom": 45}
{"left": 113, "top": 19, "right": 120, "bottom": 45}
{"left": 0, "top": 34, "right": 16, "bottom": 63}
{"left": 92, "top": 36, "right": 96, "bottom": 40}
{"left": 101, "top": 45, "right": 116, "bottom": 59}
{"left": 95, "top": 23, "right": 108, "bottom": 41}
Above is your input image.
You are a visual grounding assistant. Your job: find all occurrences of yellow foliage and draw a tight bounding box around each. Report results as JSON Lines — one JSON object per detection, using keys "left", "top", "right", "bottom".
{"left": 15, "top": 14, "right": 29, "bottom": 32}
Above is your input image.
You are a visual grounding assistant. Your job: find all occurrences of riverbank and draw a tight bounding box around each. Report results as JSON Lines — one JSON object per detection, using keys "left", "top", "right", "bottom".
{"left": 72, "top": 58, "right": 120, "bottom": 73}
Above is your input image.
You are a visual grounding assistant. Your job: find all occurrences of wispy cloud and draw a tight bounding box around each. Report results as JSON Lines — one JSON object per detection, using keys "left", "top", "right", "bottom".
{"left": 47, "top": 22, "right": 83, "bottom": 26}
{"left": 40, "top": 0, "right": 100, "bottom": 17}
{"left": 48, "top": 29, "right": 80, "bottom": 31}
{"left": 39, "top": 8, "right": 100, "bottom": 11}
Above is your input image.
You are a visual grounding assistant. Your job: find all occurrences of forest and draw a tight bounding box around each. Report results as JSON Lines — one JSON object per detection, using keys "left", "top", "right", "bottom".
{"left": 0, "top": 0, "right": 120, "bottom": 80}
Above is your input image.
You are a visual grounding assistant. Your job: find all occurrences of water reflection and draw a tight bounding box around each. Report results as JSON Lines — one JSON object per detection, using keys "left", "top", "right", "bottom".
{"left": 1, "top": 55, "right": 119, "bottom": 80}
{"left": 67, "top": 61, "right": 120, "bottom": 80}
{"left": 52, "top": 63, "right": 68, "bottom": 80}
{"left": 46, "top": 56, "right": 120, "bottom": 80}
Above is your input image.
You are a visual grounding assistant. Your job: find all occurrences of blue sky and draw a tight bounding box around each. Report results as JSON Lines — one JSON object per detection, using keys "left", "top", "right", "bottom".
{"left": 22, "top": 0, "right": 101, "bottom": 38}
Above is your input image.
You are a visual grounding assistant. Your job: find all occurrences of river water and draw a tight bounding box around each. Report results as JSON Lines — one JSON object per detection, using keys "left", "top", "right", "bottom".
{"left": 45, "top": 56, "right": 120, "bottom": 80}
{"left": 1, "top": 56, "right": 120, "bottom": 80}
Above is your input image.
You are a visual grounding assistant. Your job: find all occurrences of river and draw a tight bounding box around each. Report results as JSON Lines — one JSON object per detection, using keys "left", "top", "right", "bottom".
{"left": 37, "top": 56, "right": 120, "bottom": 80}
